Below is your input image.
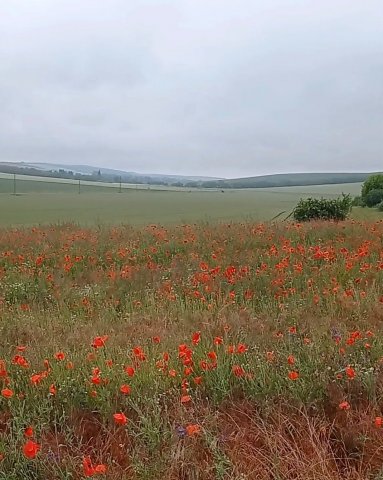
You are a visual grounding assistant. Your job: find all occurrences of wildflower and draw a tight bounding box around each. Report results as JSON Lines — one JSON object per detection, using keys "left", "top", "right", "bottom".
{"left": 105, "top": 359, "right": 113, "bottom": 367}
{"left": 181, "top": 395, "right": 191, "bottom": 404}
{"left": 345, "top": 366, "right": 356, "bottom": 380}
{"left": 83, "top": 456, "right": 107, "bottom": 477}
{"left": 186, "top": 424, "right": 201, "bottom": 436}
{"left": 92, "top": 336, "right": 109, "bottom": 349}
{"left": 375, "top": 417, "right": 382, "bottom": 428}
{"left": 12, "top": 355, "right": 29, "bottom": 368}
{"left": 152, "top": 336, "right": 161, "bottom": 344}
{"left": 213, "top": 337, "right": 223, "bottom": 345}
{"left": 236, "top": 344, "right": 248, "bottom": 354}
{"left": 192, "top": 331, "right": 201, "bottom": 345}
{"left": 124, "top": 366, "right": 135, "bottom": 377}
{"left": 113, "top": 413, "right": 128, "bottom": 425}
{"left": 49, "top": 384, "right": 57, "bottom": 396}
{"left": 1, "top": 388, "right": 13, "bottom": 398}
{"left": 287, "top": 355, "right": 295, "bottom": 365}
{"left": 193, "top": 376, "right": 202, "bottom": 385}
{"left": 232, "top": 365, "right": 245, "bottom": 377}
{"left": 54, "top": 352, "right": 65, "bottom": 361}
{"left": 207, "top": 351, "right": 217, "bottom": 362}
{"left": 23, "top": 440, "right": 40, "bottom": 459}
{"left": 24, "top": 427, "right": 33, "bottom": 438}
{"left": 120, "top": 384, "right": 131, "bottom": 395}
{"left": 168, "top": 369, "right": 177, "bottom": 377}
{"left": 132, "top": 346, "right": 146, "bottom": 361}
{"left": 288, "top": 371, "right": 299, "bottom": 381}
{"left": 339, "top": 401, "right": 350, "bottom": 411}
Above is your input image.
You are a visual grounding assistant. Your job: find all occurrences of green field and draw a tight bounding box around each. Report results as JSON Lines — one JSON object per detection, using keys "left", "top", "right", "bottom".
{"left": 0, "top": 175, "right": 379, "bottom": 226}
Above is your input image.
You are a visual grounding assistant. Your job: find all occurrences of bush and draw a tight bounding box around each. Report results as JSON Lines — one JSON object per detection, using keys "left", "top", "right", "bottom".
{"left": 361, "top": 174, "right": 383, "bottom": 198}
{"left": 377, "top": 201, "right": 383, "bottom": 212}
{"left": 352, "top": 196, "right": 366, "bottom": 207}
{"left": 364, "top": 189, "right": 383, "bottom": 207}
{"left": 293, "top": 194, "right": 352, "bottom": 222}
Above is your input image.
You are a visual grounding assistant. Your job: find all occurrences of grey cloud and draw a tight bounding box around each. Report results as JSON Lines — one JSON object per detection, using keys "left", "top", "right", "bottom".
{"left": 0, "top": 0, "right": 382, "bottom": 177}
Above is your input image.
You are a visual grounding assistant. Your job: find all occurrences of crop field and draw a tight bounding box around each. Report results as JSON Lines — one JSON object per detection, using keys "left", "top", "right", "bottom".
{"left": 0, "top": 174, "right": 374, "bottom": 226}
{"left": 1, "top": 219, "right": 383, "bottom": 479}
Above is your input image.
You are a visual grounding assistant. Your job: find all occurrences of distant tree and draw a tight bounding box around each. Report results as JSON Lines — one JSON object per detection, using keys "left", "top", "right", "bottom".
{"left": 361, "top": 174, "right": 383, "bottom": 198}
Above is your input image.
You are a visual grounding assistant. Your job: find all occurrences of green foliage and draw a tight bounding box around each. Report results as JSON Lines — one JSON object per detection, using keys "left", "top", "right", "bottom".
{"left": 364, "top": 189, "right": 383, "bottom": 208}
{"left": 352, "top": 195, "right": 366, "bottom": 207}
{"left": 362, "top": 174, "right": 383, "bottom": 198}
{"left": 292, "top": 194, "right": 352, "bottom": 222}
{"left": 377, "top": 201, "right": 383, "bottom": 212}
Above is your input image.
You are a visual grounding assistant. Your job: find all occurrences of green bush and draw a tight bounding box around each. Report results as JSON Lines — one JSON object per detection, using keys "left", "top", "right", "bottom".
{"left": 364, "top": 189, "right": 383, "bottom": 207}
{"left": 352, "top": 195, "right": 366, "bottom": 207}
{"left": 293, "top": 194, "right": 352, "bottom": 222}
{"left": 377, "top": 201, "right": 383, "bottom": 212}
{"left": 361, "top": 174, "right": 383, "bottom": 198}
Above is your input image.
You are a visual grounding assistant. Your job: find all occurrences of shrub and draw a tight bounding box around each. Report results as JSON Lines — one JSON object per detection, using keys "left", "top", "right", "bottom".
{"left": 361, "top": 174, "right": 383, "bottom": 198}
{"left": 352, "top": 195, "right": 366, "bottom": 207}
{"left": 377, "top": 201, "right": 383, "bottom": 212}
{"left": 292, "top": 194, "right": 352, "bottom": 222}
{"left": 364, "top": 189, "right": 383, "bottom": 208}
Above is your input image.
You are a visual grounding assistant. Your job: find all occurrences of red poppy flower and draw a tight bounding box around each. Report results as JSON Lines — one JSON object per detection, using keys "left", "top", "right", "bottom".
{"left": 339, "top": 401, "right": 350, "bottom": 411}
{"left": 24, "top": 427, "right": 33, "bottom": 438}
{"left": 236, "top": 344, "right": 248, "bottom": 354}
{"left": 192, "top": 331, "right": 201, "bottom": 345}
{"left": 23, "top": 440, "right": 40, "bottom": 459}
{"left": 1, "top": 388, "right": 13, "bottom": 398}
{"left": 186, "top": 424, "right": 201, "bottom": 436}
{"left": 125, "top": 366, "right": 135, "bottom": 377}
{"left": 113, "top": 413, "right": 128, "bottom": 425}
{"left": 54, "top": 352, "right": 65, "bottom": 361}
{"left": 345, "top": 366, "right": 356, "bottom": 379}
{"left": 92, "top": 336, "right": 109, "bottom": 349}
{"left": 287, "top": 355, "right": 295, "bottom": 365}
{"left": 83, "top": 456, "right": 107, "bottom": 477}
{"left": 232, "top": 365, "right": 245, "bottom": 377}
{"left": 288, "top": 371, "right": 299, "bottom": 381}
{"left": 120, "top": 384, "right": 131, "bottom": 395}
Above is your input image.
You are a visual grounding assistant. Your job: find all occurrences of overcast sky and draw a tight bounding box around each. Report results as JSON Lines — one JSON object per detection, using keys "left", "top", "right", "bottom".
{"left": 0, "top": 1, "right": 382, "bottom": 178}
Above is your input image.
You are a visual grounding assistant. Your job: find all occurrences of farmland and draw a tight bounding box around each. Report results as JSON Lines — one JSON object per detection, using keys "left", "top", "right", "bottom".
{"left": 1, "top": 219, "right": 383, "bottom": 479}
{"left": 0, "top": 173, "right": 373, "bottom": 226}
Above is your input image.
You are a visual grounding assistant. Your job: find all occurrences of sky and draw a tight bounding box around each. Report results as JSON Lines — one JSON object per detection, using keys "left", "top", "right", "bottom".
{"left": 0, "top": 1, "right": 382, "bottom": 178}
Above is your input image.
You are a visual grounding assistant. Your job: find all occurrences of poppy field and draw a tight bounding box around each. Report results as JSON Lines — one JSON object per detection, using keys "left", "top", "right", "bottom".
{"left": 1, "top": 220, "right": 383, "bottom": 479}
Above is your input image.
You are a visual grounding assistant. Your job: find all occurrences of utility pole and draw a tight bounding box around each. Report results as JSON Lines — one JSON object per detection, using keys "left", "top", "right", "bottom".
{"left": 13, "top": 173, "right": 16, "bottom": 195}
{"left": 119, "top": 176, "right": 122, "bottom": 193}
{"left": 78, "top": 179, "right": 81, "bottom": 194}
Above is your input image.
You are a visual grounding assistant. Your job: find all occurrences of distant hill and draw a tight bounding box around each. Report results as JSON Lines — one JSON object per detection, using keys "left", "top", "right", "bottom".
{"left": 18, "top": 163, "right": 222, "bottom": 182}
{"left": 0, "top": 162, "right": 222, "bottom": 186}
{"left": 202, "top": 172, "right": 379, "bottom": 189}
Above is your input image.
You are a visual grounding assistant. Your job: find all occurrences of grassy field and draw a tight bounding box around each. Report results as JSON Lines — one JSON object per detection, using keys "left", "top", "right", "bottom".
{"left": 0, "top": 175, "right": 376, "bottom": 226}
{"left": 1, "top": 220, "right": 383, "bottom": 479}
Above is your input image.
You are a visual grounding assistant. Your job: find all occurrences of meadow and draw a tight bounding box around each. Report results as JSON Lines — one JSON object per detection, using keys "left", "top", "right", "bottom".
{"left": 0, "top": 173, "right": 372, "bottom": 226}
{"left": 1, "top": 219, "right": 383, "bottom": 479}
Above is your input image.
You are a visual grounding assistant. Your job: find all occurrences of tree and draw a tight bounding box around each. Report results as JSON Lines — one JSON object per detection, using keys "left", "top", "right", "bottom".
{"left": 361, "top": 174, "right": 383, "bottom": 198}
